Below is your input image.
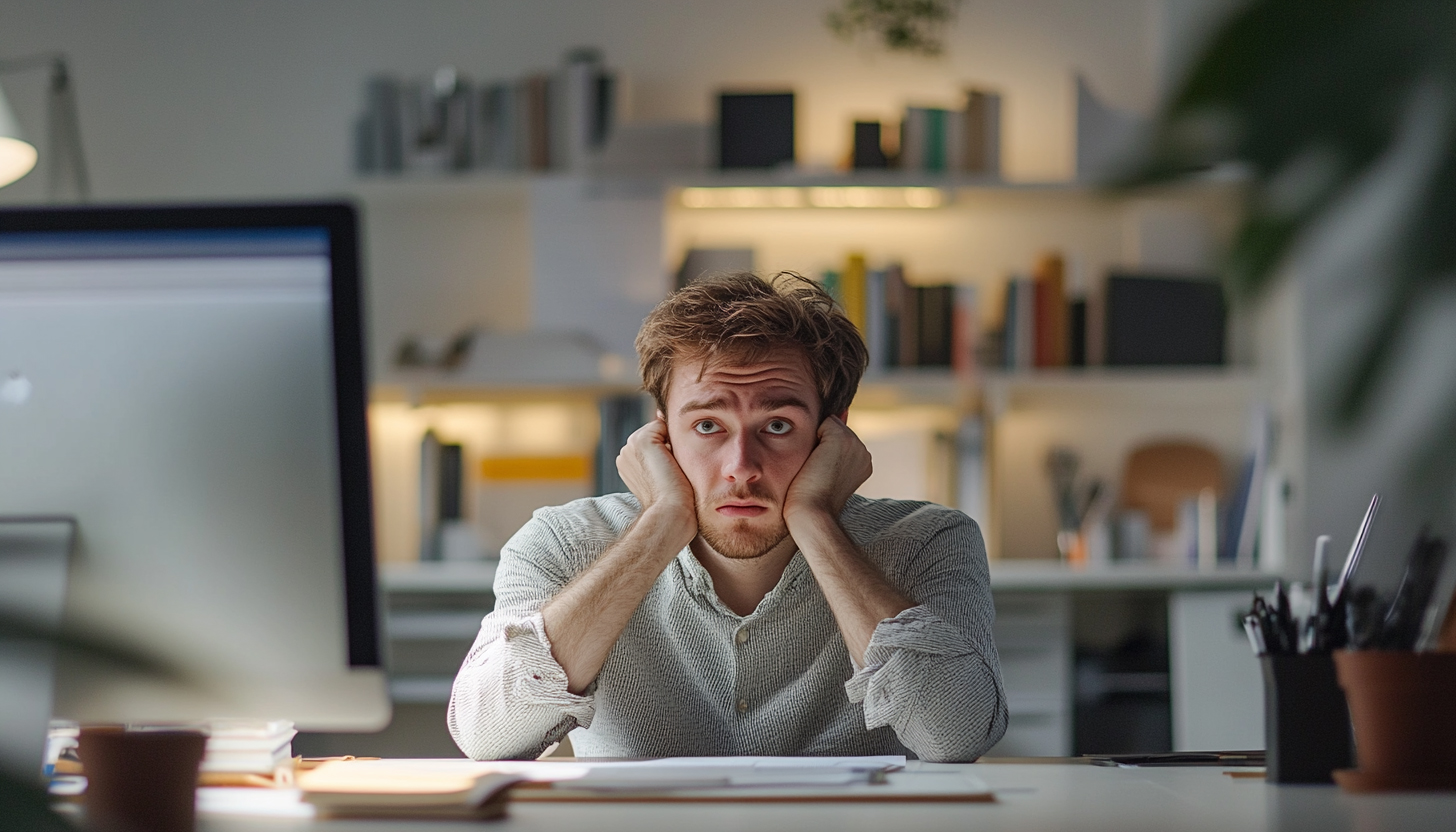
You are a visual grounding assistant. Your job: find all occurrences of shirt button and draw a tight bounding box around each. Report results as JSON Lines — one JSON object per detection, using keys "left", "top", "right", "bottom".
{"left": 734, "top": 628, "right": 749, "bottom": 646}
{"left": 736, "top": 698, "right": 749, "bottom": 714}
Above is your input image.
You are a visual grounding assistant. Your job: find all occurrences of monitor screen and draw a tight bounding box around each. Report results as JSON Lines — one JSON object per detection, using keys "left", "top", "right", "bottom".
{"left": 0, "top": 204, "right": 388, "bottom": 731}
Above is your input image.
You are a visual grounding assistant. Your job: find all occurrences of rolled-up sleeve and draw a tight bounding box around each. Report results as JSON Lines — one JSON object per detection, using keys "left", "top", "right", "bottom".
{"left": 447, "top": 507, "right": 602, "bottom": 760}
{"left": 842, "top": 515, "right": 1008, "bottom": 762}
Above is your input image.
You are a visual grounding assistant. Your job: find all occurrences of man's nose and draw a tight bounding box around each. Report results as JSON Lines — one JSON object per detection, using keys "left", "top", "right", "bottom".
{"left": 722, "top": 432, "right": 763, "bottom": 483}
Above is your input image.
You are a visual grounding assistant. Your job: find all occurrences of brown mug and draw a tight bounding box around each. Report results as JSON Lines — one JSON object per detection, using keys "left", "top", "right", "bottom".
{"left": 77, "top": 727, "right": 207, "bottom": 832}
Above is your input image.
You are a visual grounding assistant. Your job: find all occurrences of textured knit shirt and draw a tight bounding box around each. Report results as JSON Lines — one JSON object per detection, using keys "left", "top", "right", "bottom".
{"left": 447, "top": 493, "right": 1007, "bottom": 762}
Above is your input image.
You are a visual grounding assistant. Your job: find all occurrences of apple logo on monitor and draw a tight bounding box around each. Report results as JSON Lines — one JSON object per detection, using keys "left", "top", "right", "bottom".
{"left": 1, "top": 371, "right": 32, "bottom": 406}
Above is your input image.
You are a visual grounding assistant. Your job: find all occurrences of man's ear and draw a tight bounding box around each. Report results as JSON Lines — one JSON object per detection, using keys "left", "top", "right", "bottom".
{"left": 833, "top": 409, "right": 849, "bottom": 423}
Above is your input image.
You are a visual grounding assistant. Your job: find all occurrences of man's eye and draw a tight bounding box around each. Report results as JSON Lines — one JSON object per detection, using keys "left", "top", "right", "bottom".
{"left": 765, "top": 419, "right": 792, "bottom": 435}
{"left": 693, "top": 420, "right": 721, "bottom": 435}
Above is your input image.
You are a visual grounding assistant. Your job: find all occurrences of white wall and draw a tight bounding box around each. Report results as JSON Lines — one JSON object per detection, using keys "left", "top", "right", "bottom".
{"left": 0, "top": 0, "right": 1168, "bottom": 202}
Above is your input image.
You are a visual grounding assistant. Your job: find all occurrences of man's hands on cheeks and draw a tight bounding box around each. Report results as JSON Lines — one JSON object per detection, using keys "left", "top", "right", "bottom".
{"left": 782, "top": 415, "right": 912, "bottom": 666}
{"left": 782, "top": 414, "right": 873, "bottom": 527}
{"left": 540, "top": 416, "right": 698, "bottom": 694}
{"left": 615, "top": 415, "right": 698, "bottom": 554}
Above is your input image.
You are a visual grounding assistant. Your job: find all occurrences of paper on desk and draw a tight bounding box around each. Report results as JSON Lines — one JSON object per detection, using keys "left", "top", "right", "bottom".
{"left": 514, "top": 756, "right": 906, "bottom": 792}
{"left": 197, "top": 787, "right": 315, "bottom": 818}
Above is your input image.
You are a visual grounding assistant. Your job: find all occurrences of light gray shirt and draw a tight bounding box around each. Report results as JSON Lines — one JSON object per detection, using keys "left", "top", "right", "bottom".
{"left": 448, "top": 493, "right": 1007, "bottom": 762}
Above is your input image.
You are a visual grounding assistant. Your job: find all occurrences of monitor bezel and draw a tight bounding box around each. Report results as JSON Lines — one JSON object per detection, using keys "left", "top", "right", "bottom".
{"left": 0, "top": 202, "right": 381, "bottom": 668}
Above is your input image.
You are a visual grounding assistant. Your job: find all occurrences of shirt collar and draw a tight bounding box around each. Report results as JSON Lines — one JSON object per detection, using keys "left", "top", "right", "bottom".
{"left": 674, "top": 544, "right": 811, "bottom": 620}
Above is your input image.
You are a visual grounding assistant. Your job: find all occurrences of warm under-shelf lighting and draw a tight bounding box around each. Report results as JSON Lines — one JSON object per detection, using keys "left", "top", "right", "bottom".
{"left": 679, "top": 186, "right": 946, "bottom": 209}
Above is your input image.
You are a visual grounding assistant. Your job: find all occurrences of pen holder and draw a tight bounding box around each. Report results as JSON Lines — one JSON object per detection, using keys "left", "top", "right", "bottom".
{"left": 1260, "top": 654, "right": 1353, "bottom": 784}
{"left": 1332, "top": 650, "right": 1456, "bottom": 792}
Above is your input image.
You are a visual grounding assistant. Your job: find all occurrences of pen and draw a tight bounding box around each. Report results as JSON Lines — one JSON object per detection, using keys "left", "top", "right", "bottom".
{"left": 1243, "top": 613, "right": 1267, "bottom": 656}
{"left": 1333, "top": 494, "right": 1380, "bottom": 607}
{"left": 1310, "top": 535, "right": 1332, "bottom": 652}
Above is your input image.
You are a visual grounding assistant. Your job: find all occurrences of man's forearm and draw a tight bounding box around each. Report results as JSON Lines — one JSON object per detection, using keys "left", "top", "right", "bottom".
{"left": 787, "top": 509, "right": 914, "bottom": 665}
{"left": 541, "top": 507, "right": 691, "bottom": 693}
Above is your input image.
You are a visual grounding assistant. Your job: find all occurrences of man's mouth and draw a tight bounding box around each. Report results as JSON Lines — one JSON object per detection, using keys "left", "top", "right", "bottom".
{"left": 715, "top": 502, "right": 769, "bottom": 518}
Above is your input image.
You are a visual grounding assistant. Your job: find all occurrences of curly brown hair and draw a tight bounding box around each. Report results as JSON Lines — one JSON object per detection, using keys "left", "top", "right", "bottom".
{"left": 636, "top": 271, "right": 868, "bottom": 418}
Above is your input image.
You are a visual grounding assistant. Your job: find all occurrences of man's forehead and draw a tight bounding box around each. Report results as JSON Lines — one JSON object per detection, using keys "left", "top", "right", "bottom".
{"left": 667, "top": 352, "right": 817, "bottom": 408}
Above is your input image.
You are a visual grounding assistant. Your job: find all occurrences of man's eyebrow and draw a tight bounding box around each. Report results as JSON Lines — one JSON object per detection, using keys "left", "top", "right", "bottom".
{"left": 759, "top": 396, "right": 813, "bottom": 413}
{"left": 677, "top": 397, "right": 726, "bottom": 415}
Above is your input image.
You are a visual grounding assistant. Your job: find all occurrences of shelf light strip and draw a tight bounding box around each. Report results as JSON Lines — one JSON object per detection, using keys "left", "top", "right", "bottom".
{"left": 679, "top": 186, "right": 946, "bottom": 209}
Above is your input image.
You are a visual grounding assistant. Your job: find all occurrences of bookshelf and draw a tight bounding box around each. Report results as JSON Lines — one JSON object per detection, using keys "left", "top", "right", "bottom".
{"left": 351, "top": 170, "right": 1287, "bottom": 758}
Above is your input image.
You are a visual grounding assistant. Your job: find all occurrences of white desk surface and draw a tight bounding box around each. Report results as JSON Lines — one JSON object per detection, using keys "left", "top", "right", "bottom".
{"left": 198, "top": 761, "right": 1456, "bottom": 832}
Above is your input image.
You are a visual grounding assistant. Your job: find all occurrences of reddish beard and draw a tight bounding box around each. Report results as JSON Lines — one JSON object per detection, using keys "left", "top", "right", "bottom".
{"left": 695, "top": 485, "right": 789, "bottom": 560}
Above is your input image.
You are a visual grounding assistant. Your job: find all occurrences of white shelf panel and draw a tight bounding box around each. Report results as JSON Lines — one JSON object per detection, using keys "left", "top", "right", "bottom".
{"left": 989, "top": 562, "right": 1276, "bottom": 592}
{"left": 388, "top": 675, "right": 455, "bottom": 704}
{"left": 386, "top": 611, "right": 486, "bottom": 640}
{"left": 379, "top": 560, "right": 498, "bottom": 593}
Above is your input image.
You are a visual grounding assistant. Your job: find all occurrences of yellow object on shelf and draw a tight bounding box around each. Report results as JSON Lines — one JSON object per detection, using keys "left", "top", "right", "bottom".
{"left": 479, "top": 455, "right": 592, "bottom": 481}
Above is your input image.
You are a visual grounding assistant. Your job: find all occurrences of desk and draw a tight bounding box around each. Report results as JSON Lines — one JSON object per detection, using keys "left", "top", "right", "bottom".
{"left": 988, "top": 564, "right": 1276, "bottom": 755}
{"left": 196, "top": 761, "right": 1456, "bottom": 832}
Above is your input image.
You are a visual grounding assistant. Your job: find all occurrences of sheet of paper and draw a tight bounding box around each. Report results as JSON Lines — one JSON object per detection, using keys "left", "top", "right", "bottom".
{"left": 197, "top": 787, "right": 315, "bottom": 818}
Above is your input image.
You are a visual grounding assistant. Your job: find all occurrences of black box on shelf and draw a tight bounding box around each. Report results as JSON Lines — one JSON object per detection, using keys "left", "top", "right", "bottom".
{"left": 1104, "top": 273, "right": 1225, "bottom": 366}
{"left": 718, "top": 92, "right": 794, "bottom": 169}
{"left": 852, "top": 121, "right": 888, "bottom": 169}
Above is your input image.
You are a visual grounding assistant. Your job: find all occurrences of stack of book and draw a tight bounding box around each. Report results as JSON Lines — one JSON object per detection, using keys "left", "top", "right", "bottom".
{"left": 356, "top": 48, "right": 616, "bottom": 175}
{"left": 899, "top": 88, "right": 1001, "bottom": 175}
{"left": 999, "top": 252, "right": 1084, "bottom": 370}
{"left": 199, "top": 720, "right": 296, "bottom": 784}
{"left": 820, "top": 256, "right": 977, "bottom": 374}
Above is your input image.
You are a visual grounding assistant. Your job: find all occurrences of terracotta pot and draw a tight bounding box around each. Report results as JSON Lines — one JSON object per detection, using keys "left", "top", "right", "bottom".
{"left": 1332, "top": 650, "right": 1456, "bottom": 791}
{"left": 77, "top": 727, "right": 207, "bottom": 832}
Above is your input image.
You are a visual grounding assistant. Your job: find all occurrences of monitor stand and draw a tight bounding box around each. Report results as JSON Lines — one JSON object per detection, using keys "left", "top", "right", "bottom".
{"left": 0, "top": 516, "right": 74, "bottom": 780}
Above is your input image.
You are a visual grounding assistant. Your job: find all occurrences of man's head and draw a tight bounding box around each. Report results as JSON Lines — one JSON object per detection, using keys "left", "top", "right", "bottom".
{"left": 635, "top": 272, "right": 868, "bottom": 559}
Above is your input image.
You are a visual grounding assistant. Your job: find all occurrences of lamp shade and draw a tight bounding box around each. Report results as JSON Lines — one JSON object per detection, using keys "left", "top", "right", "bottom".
{"left": 0, "top": 82, "right": 38, "bottom": 188}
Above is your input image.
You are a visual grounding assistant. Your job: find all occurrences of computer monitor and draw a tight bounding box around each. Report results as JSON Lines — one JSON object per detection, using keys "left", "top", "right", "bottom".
{"left": 0, "top": 203, "right": 389, "bottom": 734}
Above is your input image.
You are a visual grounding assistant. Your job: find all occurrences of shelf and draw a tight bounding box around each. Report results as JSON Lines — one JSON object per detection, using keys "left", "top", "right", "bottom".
{"left": 368, "top": 367, "right": 1259, "bottom": 410}
{"left": 349, "top": 166, "right": 1245, "bottom": 202}
{"left": 854, "top": 367, "right": 1260, "bottom": 411}
{"left": 388, "top": 675, "right": 455, "bottom": 704}
{"left": 989, "top": 561, "right": 1276, "bottom": 592}
{"left": 379, "top": 560, "right": 497, "bottom": 594}
{"left": 386, "top": 610, "right": 486, "bottom": 640}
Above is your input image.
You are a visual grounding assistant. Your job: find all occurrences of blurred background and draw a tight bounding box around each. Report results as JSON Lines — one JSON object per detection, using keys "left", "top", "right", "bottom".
{"left": 5, "top": 0, "right": 1444, "bottom": 762}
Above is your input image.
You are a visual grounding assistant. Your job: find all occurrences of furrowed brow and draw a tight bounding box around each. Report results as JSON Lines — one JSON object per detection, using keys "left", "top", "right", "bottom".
{"left": 759, "top": 396, "right": 813, "bottom": 413}
{"left": 678, "top": 397, "right": 726, "bottom": 415}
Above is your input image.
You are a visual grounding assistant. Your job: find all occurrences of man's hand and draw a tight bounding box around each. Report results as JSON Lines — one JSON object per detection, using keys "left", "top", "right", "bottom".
{"left": 783, "top": 415, "right": 873, "bottom": 524}
{"left": 542, "top": 417, "right": 698, "bottom": 694}
{"left": 783, "top": 416, "right": 910, "bottom": 665}
{"left": 616, "top": 416, "right": 697, "bottom": 547}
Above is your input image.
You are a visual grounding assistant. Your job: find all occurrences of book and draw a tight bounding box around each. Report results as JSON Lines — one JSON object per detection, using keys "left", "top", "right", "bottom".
{"left": 1032, "top": 252, "right": 1067, "bottom": 367}
{"left": 841, "top": 253, "right": 868, "bottom": 334}
{"left": 298, "top": 759, "right": 521, "bottom": 820}
{"left": 951, "top": 284, "right": 978, "bottom": 375}
{"left": 962, "top": 89, "right": 1001, "bottom": 175}
{"left": 522, "top": 73, "right": 552, "bottom": 171}
{"left": 887, "top": 264, "right": 917, "bottom": 366}
{"left": 852, "top": 121, "right": 888, "bottom": 169}
{"left": 865, "top": 269, "right": 888, "bottom": 373}
{"left": 357, "top": 76, "right": 403, "bottom": 173}
{"left": 917, "top": 284, "right": 954, "bottom": 366}
{"left": 718, "top": 92, "right": 795, "bottom": 169}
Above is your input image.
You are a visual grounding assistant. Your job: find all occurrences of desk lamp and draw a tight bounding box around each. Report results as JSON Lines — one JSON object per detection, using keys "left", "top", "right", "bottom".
{"left": 0, "top": 54, "right": 89, "bottom": 200}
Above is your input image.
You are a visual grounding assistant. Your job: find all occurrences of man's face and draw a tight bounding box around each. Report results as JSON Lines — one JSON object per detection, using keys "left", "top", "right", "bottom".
{"left": 663, "top": 351, "right": 821, "bottom": 560}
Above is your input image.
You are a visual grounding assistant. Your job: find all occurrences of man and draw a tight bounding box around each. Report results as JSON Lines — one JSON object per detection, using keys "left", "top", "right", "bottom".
{"left": 449, "top": 272, "right": 1006, "bottom": 762}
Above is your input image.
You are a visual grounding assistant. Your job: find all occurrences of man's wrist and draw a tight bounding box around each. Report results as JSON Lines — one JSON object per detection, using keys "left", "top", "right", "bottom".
{"left": 633, "top": 501, "right": 697, "bottom": 556}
